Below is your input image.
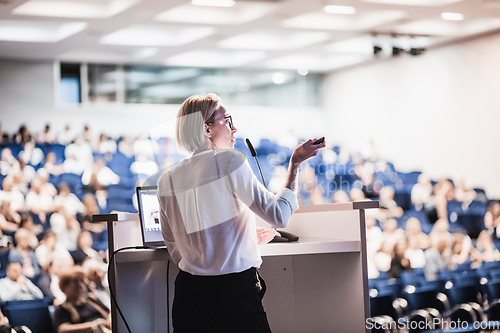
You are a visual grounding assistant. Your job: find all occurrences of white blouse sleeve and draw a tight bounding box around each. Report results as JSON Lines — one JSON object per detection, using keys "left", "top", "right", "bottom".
{"left": 228, "top": 152, "right": 298, "bottom": 228}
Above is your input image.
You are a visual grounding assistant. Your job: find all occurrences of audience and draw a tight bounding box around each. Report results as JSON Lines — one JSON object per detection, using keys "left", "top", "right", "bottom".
{"left": 389, "top": 241, "right": 411, "bottom": 278}
{"left": 35, "top": 230, "right": 74, "bottom": 271}
{"left": 9, "top": 228, "right": 41, "bottom": 278}
{"left": 0, "top": 262, "right": 43, "bottom": 301}
{"left": 0, "top": 123, "right": 498, "bottom": 328}
{"left": 53, "top": 266, "right": 111, "bottom": 333}
{"left": 83, "top": 259, "right": 110, "bottom": 309}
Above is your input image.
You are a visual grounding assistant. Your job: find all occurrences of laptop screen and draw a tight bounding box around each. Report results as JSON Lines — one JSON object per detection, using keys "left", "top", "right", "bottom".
{"left": 136, "top": 186, "right": 164, "bottom": 247}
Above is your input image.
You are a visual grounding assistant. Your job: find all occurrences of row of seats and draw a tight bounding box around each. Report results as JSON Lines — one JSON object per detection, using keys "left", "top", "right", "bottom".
{"left": 370, "top": 261, "right": 500, "bottom": 332}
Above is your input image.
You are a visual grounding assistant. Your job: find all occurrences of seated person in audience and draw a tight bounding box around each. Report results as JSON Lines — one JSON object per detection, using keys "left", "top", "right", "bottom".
{"left": 117, "top": 135, "right": 135, "bottom": 157}
{"left": 71, "top": 230, "right": 102, "bottom": 266}
{"left": 35, "top": 230, "right": 74, "bottom": 272}
{"left": 298, "top": 165, "right": 317, "bottom": 193}
{"left": 19, "top": 213, "right": 40, "bottom": 249}
{"left": 0, "top": 176, "right": 25, "bottom": 212}
{"left": 0, "top": 148, "right": 19, "bottom": 177}
{"left": 366, "top": 216, "right": 383, "bottom": 260}
{"left": 405, "top": 217, "right": 431, "bottom": 249}
{"left": 471, "top": 230, "right": 500, "bottom": 264}
{"left": 332, "top": 190, "right": 350, "bottom": 204}
{"left": 36, "top": 124, "right": 57, "bottom": 145}
{"left": 130, "top": 154, "right": 159, "bottom": 178}
{"left": 13, "top": 159, "right": 36, "bottom": 190}
{"left": 305, "top": 186, "right": 328, "bottom": 205}
{"left": 433, "top": 179, "right": 455, "bottom": 221}
{"left": 83, "top": 259, "right": 110, "bottom": 309}
{"left": 350, "top": 187, "right": 370, "bottom": 205}
{"left": 25, "top": 177, "right": 55, "bottom": 225}
{"left": 374, "top": 241, "right": 393, "bottom": 273}
{"left": 43, "top": 151, "right": 65, "bottom": 177}
{"left": 53, "top": 266, "right": 111, "bottom": 333}
{"left": 0, "top": 228, "right": 13, "bottom": 251}
{"left": 50, "top": 206, "right": 80, "bottom": 252}
{"left": 14, "top": 125, "right": 32, "bottom": 145}
{"left": 268, "top": 166, "right": 287, "bottom": 194}
{"left": 77, "top": 193, "right": 104, "bottom": 234}
{"left": 411, "top": 174, "right": 433, "bottom": 211}
{"left": 9, "top": 228, "right": 41, "bottom": 278}
{"left": 81, "top": 159, "right": 119, "bottom": 208}
{"left": 133, "top": 133, "right": 160, "bottom": 158}
{"left": 378, "top": 186, "right": 403, "bottom": 218}
{"left": 485, "top": 201, "right": 500, "bottom": 238}
{"left": 58, "top": 125, "right": 75, "bottom": 146}
{"left": 429, "top": 218, "right": 453, "bottom": 247}
{"left": 18, "top": 140, "right": 44, "bottom": 167}
{"left": 82, "top": 125, "right": 99, "bottom": 151}
{"left": 355, "top": 159, "right": 375, "bottom": 198}
{"left": 37, "top": 168, "right": 58, "bottom": 198}
{"left": 454, "top": 179, "right": 477, "bottom": 205}
{"left": 450, "top": 232, "right": 472, "bottom": 267}
{"left": 97, "top": 133, "right": 117, "bottom": 155}
{"left": 424, "top": 232, "right": 452, "bottom": 281}
{"left": 0, "top": 309, "right": 12, "bottom": 333}
{"left": 0, "top": 201, "right": 20, "bottom": 232}
{"left": 54, "top": 183, "right": 85, "bottom": 216}
{"left": 64, "top": 135, "right": 94, "bottom": 171}
{"left": 381, "top": 218, "right": 405, "bottom": 246}
{"left": 405, "top": 235, "right": 426, "bottom": 269}
{"left": 0, "top": 262, "right": 43, "bottom": 301}
{"left": 37, "top": 258, "right": 70, "bottom": 305}
{"left": 389, "top": 241, "right": 411, "bottom": 279}
{"left": 11, "top": 168, "right": 29, "bottom": 195}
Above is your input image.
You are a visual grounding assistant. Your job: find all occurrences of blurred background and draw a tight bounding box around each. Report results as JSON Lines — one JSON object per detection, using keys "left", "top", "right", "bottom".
{"left": 1, "top": 0, "right": 500, "bottom": 332}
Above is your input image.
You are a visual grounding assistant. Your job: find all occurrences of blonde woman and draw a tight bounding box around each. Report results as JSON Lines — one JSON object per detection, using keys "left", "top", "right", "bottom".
{"left": 158, "top": 93, "right": 324, "bottom": 332}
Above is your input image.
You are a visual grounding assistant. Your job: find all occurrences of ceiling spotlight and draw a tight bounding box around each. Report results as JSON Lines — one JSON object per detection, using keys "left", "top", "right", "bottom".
{"left": 392, "top": 46, "right": 404, "bottom": 56}
{"left": 272, "top": 73, "right": 285, "bottom": 84}
{"left": 297, "top": 68, "right": 308, "bottom": 76}
{"left": 409, "top": 47, "right": 425, "bottom": 56}
{"left": 192, "top": 0, "right": 235, "bottom": 7}
{"left": 323, "top": 5, "right": 356, "bottom": 15}
{"left": 441, "top": 12, "right": 464, "bottom": 21}
{"left": 373, "top": 45, "right": 382, "bottom": 55}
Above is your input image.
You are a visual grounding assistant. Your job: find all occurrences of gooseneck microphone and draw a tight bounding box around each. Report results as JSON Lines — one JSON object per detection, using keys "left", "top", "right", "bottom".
{"left": 245, "top": 138, "right": 267, "bottom": 188}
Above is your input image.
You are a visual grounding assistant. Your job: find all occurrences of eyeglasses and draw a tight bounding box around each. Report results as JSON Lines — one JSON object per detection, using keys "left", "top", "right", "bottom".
{"left": 207, "top": 115, "right": 234, "bottom": 129}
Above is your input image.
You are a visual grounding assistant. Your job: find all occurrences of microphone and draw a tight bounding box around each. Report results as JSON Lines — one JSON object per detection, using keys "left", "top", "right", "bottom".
{"left": 245, "top": 139, "right": 267, "bottom": 188}
{"left": 245, "top": 138, "right": 299, "bottom": 243}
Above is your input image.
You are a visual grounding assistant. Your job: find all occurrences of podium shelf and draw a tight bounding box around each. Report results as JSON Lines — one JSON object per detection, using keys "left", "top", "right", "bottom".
{"left": 259, "top": 237, "right": 360, "bottom": 257}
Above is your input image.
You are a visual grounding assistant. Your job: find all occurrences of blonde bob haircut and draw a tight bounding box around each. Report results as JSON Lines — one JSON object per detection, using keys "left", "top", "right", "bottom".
{"left": 176, "top": 93, "right": 222, "bottom": 154}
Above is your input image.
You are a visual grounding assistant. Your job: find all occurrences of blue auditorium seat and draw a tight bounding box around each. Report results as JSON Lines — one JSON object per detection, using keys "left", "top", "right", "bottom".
{"left": 3, "top": 299, "right": 55, "bottom": 333}
{"left": 0, "top": 250, "right": 9, "bottom": 271}
{"left": 49, "top": 144, "right": 66, "bottom": 164}
{"left": 59, "top": 173, "right": 83, "bottom": 193}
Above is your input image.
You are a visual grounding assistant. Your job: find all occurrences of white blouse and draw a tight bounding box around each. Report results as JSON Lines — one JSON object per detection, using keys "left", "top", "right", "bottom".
{"left": 157, "top": 149, "right": 298, "bottom": 276}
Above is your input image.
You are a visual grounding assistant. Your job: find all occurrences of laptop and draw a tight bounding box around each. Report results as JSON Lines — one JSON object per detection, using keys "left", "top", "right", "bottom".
{"left": 136, "top": 185, "right": 165, "bottom": 248}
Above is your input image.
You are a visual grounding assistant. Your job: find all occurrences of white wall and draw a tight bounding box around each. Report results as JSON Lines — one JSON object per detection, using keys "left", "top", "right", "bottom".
{"left": 0, "top": 59, "right": 326, "bottom": 147}
{"left": 323, "top": 32, "right": 500, "bottom": 198}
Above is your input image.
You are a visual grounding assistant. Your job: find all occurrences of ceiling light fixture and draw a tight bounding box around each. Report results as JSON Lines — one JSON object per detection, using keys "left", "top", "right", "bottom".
{"left": 272, "top": 73, "right": 285, "bottom": 84}
{"left": 297, "top": 68, "right": 308, "bottom": 76}
{"left": 323, "top": 5, "right": 356, "bottom": 15}
{"left": 191, "top": 0, "right": 236, "bottom": 7}
{"left": 441, "top": 12, "right": 464, "bottom": 21}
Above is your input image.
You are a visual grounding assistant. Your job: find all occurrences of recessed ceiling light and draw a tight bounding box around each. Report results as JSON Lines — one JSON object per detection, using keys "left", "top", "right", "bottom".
{"left": 191, "top": 0, "right": 235, "bottom": 7}
{"left": 323, "top": 5, "right": 356, "bottom": 15}
{"left": 441, "top": 12, "right": 464, "bottom": 21}
{"left": 297, "top": 68, "right": 309, "bottom": 76}
{"left": 272, "top": 73, "right": 285, "bottom": 84}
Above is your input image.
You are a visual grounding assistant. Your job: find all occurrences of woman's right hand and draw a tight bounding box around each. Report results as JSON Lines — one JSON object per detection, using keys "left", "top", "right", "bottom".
{"left": 291, "top": 138, "right": 326, "bottom": 165}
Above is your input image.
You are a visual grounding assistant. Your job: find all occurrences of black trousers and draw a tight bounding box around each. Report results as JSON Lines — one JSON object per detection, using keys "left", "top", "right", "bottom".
{"left": 172, "top": 267, "right": 272, "bottom": 333}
